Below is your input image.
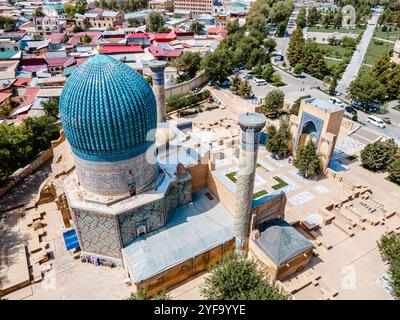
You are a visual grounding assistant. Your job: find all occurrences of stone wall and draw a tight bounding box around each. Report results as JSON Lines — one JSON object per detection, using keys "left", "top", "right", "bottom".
{"left": 164, "top": 72, "right": 207, "bottom": 100}
{"left": 0, "top": 148, "right": 53, "bottom": 198}
{"left": 187, "top": 163, "right": 209, "bottom": 193}
{"left": 252, "top": 192, "right": 286, "bottom": 229}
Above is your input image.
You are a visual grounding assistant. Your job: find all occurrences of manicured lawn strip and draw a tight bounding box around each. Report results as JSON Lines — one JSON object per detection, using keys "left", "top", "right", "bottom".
{"left": 324, "top": 57, "right": 343, "bottom": 68}
{"left": 358, "top": 64, "right": 372, "bottom": 77}
{"left": 374, "top": 26, "right": 400, "bottom": 42}
{"left": 346, "top": 154, "right": 358, "bottom": 161}
{"left": 256, "top": 163, "right": 269, "bottom": 171}
{"left": 307, "top": 26, "right": 364, "bottom": 34}
{"left": 363, "top": 40, "right": 394, "bottom": 66}
{"left": 271, "top": 176, "right": 288, "bottom": 190}
{"left": 226, "top": 171, "right": 237, "bottom": 183}
{"left": 316, "top": 43, "right": 351, "bottom": 59}
{"left": 253, "top": 190, "right": 268, "bottom": 199}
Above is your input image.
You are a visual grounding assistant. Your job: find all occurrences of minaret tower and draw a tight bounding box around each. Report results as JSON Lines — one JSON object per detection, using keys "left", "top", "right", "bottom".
{"left": 149, "top": 60, "right": 167, "bottom": 123}
{"left": 234, "top": 112, "right": 267, "bottom": 254}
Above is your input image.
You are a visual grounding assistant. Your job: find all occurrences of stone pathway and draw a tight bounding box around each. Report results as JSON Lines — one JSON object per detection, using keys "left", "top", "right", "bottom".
{"left": 288, "top": 191, "right": 315, "bottom": 206}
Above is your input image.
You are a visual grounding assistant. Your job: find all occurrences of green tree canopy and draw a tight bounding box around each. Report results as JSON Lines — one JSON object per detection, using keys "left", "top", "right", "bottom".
{"left": 360, "top": 139, "right": 398, "bottom": 172}
{"left": 190, "top": 21, "right": 204, "bottom": 35}
{"left": 349, "top": 75, "right": 386, "bottom": 103}
{"left": 261, "top": 89, "right": 284, "bottom": 119}
{"left": 174, "top": 51, "right": 201, "bottom": 80}
{"left": 287, "top": 28, "right": 305, "bottom": 66}
{"left": 201, "top": 254, "right": 290, "bottom": 300}
{"left": 146, "top": 12, "right": 165, "bottom": 33}
{"left": 378, "top": 233, "right": 400, "bottom": 299}
{"left": 388, "top": 159, "right": 400, "bottom": 185}
{"left": 266, "top": 117, "right": 292, "bottom": 157}
{"left": 261, "top": 63, "right": 275, "bottom": 81}
{"left": 128, "top": 17, "right": 142, "bottom": 28}
{"left": 41, "top": 97, "right": 59, "bottom": 118}
{"left": 293, "top": 141, "right": 321, "bottom": 178}
{"left": 202, "top": 49, "right": 232, "bottom": 84}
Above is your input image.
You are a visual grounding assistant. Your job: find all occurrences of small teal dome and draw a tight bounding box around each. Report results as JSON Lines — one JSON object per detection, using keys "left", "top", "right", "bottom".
{"left": 60, "top": 54, "right": 157, "bottom": 162}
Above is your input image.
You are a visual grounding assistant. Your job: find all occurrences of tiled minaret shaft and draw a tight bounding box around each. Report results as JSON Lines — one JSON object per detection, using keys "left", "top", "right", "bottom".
{"left": 234, "top": 112, "right": 267, "bottom": 254}
{"left": 149, "top": 60, "right": 167, "bottom": 123}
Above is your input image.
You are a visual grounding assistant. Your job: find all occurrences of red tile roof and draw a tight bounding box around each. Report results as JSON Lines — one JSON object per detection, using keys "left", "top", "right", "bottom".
{"left": 154, "top": 31, "right": 177, "bottom": 42}
{"left": 127, "top": 33, "right": 151, "bottom": 39}
{"left": 99, "top": 45, "right": 143, "bottom": 54}
{"left": 0, "top": 92, "right": 12, "bottom": 104}
{"left": 14, "top": 77, "right": 32, "bottom": 87}
{"left": 45, "top": 57, "right": 76, "bottom": 68}
{"left": 207, "top": 27, "right": 228, "bottom": 36}
{"left": 148, "top": 45, "right": 182, "bottom": 58}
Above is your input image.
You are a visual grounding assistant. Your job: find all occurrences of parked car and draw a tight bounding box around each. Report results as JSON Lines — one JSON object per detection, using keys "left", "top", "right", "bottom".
{"left": 220, "top": 80, "right": 230, "bottom": 88}
{"left": 253, "top": 78, "right": 267, "bottom": 86}
{"left": 241, "top": 73, "right": 253, "bottom": 80}
{"left": 367, "top": 115, "right": 386, "bottom": 128}
{"left": 232, "top": 68, "right": 239, "bottom": 74}
{"left": 345, "top": 106, "right": 357, "bottom": 115}
{"left": 191, "top": 87, "right": 200, "bottom": 93}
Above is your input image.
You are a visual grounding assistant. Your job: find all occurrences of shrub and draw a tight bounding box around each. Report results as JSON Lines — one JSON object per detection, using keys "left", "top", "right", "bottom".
{"left": 388, "top": 159, "right": 400, "bottom": 185}
{"left": 166, "top": 90, "right": 210, "bottom": 111}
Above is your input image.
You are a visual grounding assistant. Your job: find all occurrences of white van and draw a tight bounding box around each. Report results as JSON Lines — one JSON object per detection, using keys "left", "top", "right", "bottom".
{"left": 253, "top": 78, "right": 267, "bottom": 86}
{"left": 367, "top": 115, "right": 386, "bottom": 128}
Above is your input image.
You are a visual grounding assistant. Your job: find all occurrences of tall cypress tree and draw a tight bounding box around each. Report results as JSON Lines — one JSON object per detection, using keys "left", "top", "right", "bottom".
{"left": 287, "top": 28, "right": 305, "bottom": 66}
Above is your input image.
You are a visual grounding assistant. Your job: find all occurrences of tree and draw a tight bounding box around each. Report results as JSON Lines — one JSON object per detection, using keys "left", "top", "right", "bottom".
{"left": 33, "top": 34, "right": 42, "bottom": 41}
{"left": 231, "top": 75, "right": 241, "bottom": 94}
{"left": 64, "top": 3, "right": 76, "bottom": 19}
{"left": 238, "top": 80, "right": 252, "bottom": 98}
{"left": 296, "top": 8, "right": 307, "bottom": 28}
{"left": 127, "top": 288, "right": 171, "bottom": 300}
{"left": 360, "top": 140, "right": 398, "bottom": 172}
{"left": 388, "top": 159, "right": 400, "bottom": 185}
{"left": 261, "top": 64, "right": 275, "bottom": 81}
{"left": 287, "top": 28, "right": 305, "bottom": 66}
{"left": 307, "top": 7, "right": 319, "bottom": 26}
{"left": 202, "top": 49, "right": 232, "bottom": 84}
{"left": 263, "top": 38, "right": 277, "bottom": 53}
{"left": 0, "top": 105, "right": 13, "bottom": 119}
{"left": 201, "top": 254, "right": 290, "bottom": 300}
{"left": 146, "top": 12, "right": 165, "bottom": 33}
{"left": 41, "top": 98, "right": 59, "bottom": 118}
{"left": 190, "top": 21, "right": 204, "bottom": 35}
{"left": 293, "top": 63, "right": 304, "bottom": 76}
{"left": 73, "top": 25, "right": 83, "bottom": 33}
{"left": 227, "top": 21, "right": 241, "bottom": 34}
{"left": 75, "top": 0, "right": 87, "bottom": 14}
{"left": 128, "top": 18, "right": 142, "bottom": 28}
{"left": 81, "top": 34, "right": 92, "bottom": 44}
{"left": 290, "top": 95, "right": 310, "bottom": 116}
{"left": 24, "top": 116, "right": 60, "bottom": 155}
{"left": 266, "top": 118, "right": 291, "bottom": 157}
{"left": 307, "top": 52, "right": 328, "bottom": 80}
{"left": 174, "top": 51, "right": 201, "bottom": 79}
{"left": 34, "top": 8, "right": 44, "bottom": 17}
{"left": 261, "top": 89, "right": 284, "bottom": 119}
{"left": 329, "top": 74, "right": 338, "bottom": 96}
{"left": 350, "top": 75, "right": 387, "bottom": 104}
{"left": 293, "top": 141, "right": 321, "bottom": 178}
{"left": 378, "top": 233, "right": 400, "bottom": 299}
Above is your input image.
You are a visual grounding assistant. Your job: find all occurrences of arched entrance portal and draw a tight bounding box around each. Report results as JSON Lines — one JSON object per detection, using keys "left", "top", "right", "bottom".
{"left": 298, "top": 121, "right": 318, "bottom": 149}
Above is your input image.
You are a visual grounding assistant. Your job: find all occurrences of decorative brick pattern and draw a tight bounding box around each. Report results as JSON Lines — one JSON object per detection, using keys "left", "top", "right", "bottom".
{"left": 74, "top": 209, "right": 121, "bottom": 258}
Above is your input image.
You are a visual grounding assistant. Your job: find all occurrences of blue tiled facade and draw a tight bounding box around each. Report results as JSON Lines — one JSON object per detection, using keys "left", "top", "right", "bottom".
{"left": 59, "top": 54, "right": 157, "bottom": 163}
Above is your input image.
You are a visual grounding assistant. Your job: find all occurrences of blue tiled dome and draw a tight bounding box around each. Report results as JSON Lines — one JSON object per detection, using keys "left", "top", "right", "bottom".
{"left": 60, "top": 54, "right": 157, "bottom": 162}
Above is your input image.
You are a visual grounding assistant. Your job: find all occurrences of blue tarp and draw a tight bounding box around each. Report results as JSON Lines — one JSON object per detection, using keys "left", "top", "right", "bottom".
{"left": 63, "top": 229, "right": 80, "bottom": 251}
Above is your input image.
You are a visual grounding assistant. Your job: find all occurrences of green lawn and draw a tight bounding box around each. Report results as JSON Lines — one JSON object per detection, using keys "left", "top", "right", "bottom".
{"left": 324, "top": 57, "right": 343, "bottom": 68}
{"left": 307, "top": 26, "right": 364, "bottom": 34}
{"left": 271, "top": 176, "right": 288, "bottom": 190}
{"left": 226, "top": 171, "right": 237, "bottom": 183}
{"left": 358, "top": 64, "right": 372, "bottom": 77}
{"left": 374, "top": 25, "right": 400, "bottom": 42}
{"left": 253, "top": 190, "right": 268, "bottom": 199}
{"left": 316, "top": 43, "right": 352, "bottom": 59}
{"left": 363, "top": 40, "right": 394, "bottom": 66}
{"left": 393, "top": 105, "right": 400, "bottom": 112}
{"left": 256, "top": 163, "right": 269, "bottom": 171}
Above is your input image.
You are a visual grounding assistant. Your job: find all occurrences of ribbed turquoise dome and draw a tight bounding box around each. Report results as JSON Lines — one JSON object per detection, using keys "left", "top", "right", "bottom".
{"left": 60, "top": 54, "right": 157, "bottom": 162}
